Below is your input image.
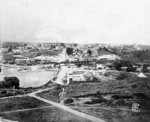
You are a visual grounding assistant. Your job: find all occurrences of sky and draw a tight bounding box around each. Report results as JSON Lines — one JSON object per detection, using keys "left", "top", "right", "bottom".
{"left": 1, "top": 0, "right": 150, "bottom": 45}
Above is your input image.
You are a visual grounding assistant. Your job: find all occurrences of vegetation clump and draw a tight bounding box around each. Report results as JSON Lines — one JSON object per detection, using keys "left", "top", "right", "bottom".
{"left": 0, "top": 76, "right": 20, "bottom": 89}
{"left": 116, "top": 73, "right": 128, "bottom": 80}
{"left": 64, "top": 98, "right": 74, "bottom": 104}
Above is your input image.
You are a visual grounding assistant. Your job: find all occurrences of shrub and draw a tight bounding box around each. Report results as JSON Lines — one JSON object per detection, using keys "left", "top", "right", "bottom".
{"left": 64, "top": 98, "right": 73, "bottom": 104}
{"left": 131, "top": 84, "right": 137, "bottom": 88}
{"left": 115, "top": 99, "right": 126, "bottom": 106}
{"left": 55, "top": 84, "right": 62, "bottom": 91}
{"left": 116, "top": 73, "right": 127, "bottom": 80}
{"left": 1, "top": 90, "right": 7, "bottom": 94}
{"left": 104, "top": 72, "right": 111, "bottom": 77}
{"left": 134, "top": 93, "right": 150, "bottom": 99}
{"left": 111, "top": 94, "right": 133, "bottom": 99}
{"left": 126, "top": 66, "right": 136, "bottom": 72}
{"left": 85, "top": 97, "right": 106, "bottom": 104}
{"left": 92, "top": 77, "right": 100, "bottom": 82}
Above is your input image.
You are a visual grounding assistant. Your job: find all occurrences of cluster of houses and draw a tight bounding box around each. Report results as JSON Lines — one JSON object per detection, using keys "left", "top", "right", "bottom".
{"left": 1, "top": 42, "right": 66, "bottom": 54}
{"left": 2, "top": 42, "right": 150, "bottom": 74}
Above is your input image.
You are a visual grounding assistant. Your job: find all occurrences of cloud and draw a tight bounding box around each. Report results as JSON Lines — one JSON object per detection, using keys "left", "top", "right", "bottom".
{"left": 1, "top": 0, "right": 150, "bottom": 45}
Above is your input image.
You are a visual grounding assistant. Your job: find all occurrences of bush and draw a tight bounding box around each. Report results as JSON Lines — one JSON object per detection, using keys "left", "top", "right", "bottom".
{"left": 126, "top": 66, "right": 136, "bottom": 72}
{"left": 104, "top": 72, "right": 111, "bottom": 77}
{"left": 115, "top": 99, "right": 126, "bottom": 106}
{"left": 116, "top": 73, "right": 127, "bottom": 80}
{"left": 1, "top": 90, "right": 7, "bottom": 94}
{"left": 66, "top": 47, "right": 73, "bottom": 55}
{"left": 60, "top": 43, "right": 66, "bottom": 47}
{"left": 131, "top": 84, "right": 137, "bottom": 88}
{"left": 112, "top": 94, "right": 133, "bottom": 99}
{"left": 55, "top": 84, "right": 62, "bottom": 91}
{"left": 134, "top": 93, "right": 150, "bottom": 99}
{"left": 85, "top": 97, "right": 106, "bottom": 104}
{"left": 92, "top": 77, "right": 100, "bottom": 82}
{"left": 64, "top": 98, "right": 73, "bottom": 104}
{"left": 142, "top": 65, "right": 149, "bottom": 73}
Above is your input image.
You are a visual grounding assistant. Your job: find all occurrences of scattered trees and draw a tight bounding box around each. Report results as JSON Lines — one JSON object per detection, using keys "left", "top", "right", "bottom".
{"left": 132, "top": 49, "right": 150, "bottom": 61}
{"left": 113, "top": 60, "right": 136, "bottom": 72}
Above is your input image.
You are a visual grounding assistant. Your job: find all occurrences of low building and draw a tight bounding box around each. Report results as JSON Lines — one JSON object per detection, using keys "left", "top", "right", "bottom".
{"left": 96, "top": 64, "right": 105, "bottom": 70}
{"left": 15, "top": 58, "right": 35, "bottom": 65}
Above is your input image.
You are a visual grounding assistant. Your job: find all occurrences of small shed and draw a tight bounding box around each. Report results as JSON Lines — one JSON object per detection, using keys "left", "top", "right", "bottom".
{"left": 137, "top": 72, "right": 147, "bottom": 78}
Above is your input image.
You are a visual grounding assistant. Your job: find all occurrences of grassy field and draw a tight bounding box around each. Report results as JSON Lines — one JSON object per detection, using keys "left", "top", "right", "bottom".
{"left": 64, "top": 72, "right": 150, "bottom": 110}
{"left": 0, "top": 96, "right": 49, "bottom": 112}
{"left": 0, "top": 88, "right": 35, "bottom": 98}
{"left": 0, "top": 71, "right": 56, "bottom": 88}
{"left": 22, "top": 49, "right": 62, "bottom": 58}
{"left": 3, "top": 53, "right": 15, "bottom": 63}
{"left": 0, "top": 107, "right": 92, "bottom": 122}
{"left": 35, "top": 71, "right": 150, "bottom": 110}
{"left": 73, "top": 107, "right": 150, "bottom": 122}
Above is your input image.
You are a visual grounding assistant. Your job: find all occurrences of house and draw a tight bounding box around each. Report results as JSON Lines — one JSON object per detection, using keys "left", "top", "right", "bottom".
{"left": 121, "top": 66, "right": 128, "bottom": 71}
{"left": 137, "top": 72, "right": 147, "bottom": 78}
{"left": 68, "top": 74, "right": 86, "bottom": 82}
{"left": 96, "top": 64, "right": 105, "bottom": 70}
{"left": 15, "top": 58, "right": 35, "bottom": 65}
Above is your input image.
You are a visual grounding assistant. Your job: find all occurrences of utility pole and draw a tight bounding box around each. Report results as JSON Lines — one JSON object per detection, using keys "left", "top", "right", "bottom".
{"left": 13, "top": 85, "right": 15, "bottom": 97}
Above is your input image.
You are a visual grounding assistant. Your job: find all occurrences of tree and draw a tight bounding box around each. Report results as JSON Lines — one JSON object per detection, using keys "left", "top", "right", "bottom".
{"left": 60, "top": 43, "right": 65, "bottom": 47}
{"left": 8, "top": 46, "right": 12, "bottom": 52}
{"left": 87, "top": 49, "right": 92, "bottom": 56}
{"left": 2, "top": 76, "right": 20, "bottom": 88}
{"left": 113, "top": 61, "right": 122, "bottom": 70}
{"left": 74, "top": 44, "right": 78, "bottom": 47}
{"left": 66, "top": 47, "right": 73, "bottom": 55}
{"left": 142, "top": 64, "right": 149, "bottom": 73}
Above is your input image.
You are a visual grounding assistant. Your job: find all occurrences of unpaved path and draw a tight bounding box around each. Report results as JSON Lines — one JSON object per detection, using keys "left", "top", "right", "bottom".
{"left": 27, "top": 69, "right": 107, "bottom": 122}
{"left": 28, "top": 92, "right": 106, "bottom": 122}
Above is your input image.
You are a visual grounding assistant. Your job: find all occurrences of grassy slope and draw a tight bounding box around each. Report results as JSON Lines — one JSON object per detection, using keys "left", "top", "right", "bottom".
{"left": 36, "top": 84, "right": 62, "bottom": 103}
{"left": 74, "top": 107, "right": 150, "bottom": 122}
{"left": 0, "top": 107, "right": 91, "bottom": 122}
{"left": 65, "top": 72, "right": 150, "bottom": 109}
{"left": 64, "top": 72, "right": 150, "bottom": 122}
{"left": 0, "top": 96, "right": 49, "bottom": 112}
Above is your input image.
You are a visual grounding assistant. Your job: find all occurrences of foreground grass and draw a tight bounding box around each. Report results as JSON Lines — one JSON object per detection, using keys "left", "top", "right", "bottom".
{"left": 0, "top": 107, "right": 92, "bottom": 122}
{"left": 0, "top": 96, "right": 49, "bottom": 112}
{"left": 73, "top": 107, "right": 150, "bottom": 122}
{"left": 36, "top": 84, "right": 62, "bottom": 103}
{"left": 64, "top": 72, "right": 150, "bottom": 110}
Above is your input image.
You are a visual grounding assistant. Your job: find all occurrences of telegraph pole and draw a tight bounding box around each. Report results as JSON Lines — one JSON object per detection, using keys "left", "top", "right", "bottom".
{"left": 13, "top": 85, "right": 15, "bottom": 97}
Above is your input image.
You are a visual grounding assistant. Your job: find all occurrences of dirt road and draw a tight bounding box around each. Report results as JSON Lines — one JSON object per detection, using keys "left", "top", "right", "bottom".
{"left": 28, "top": 92, "right": 106, "bottom": 122}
